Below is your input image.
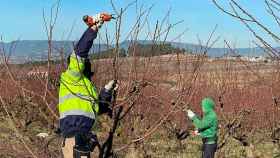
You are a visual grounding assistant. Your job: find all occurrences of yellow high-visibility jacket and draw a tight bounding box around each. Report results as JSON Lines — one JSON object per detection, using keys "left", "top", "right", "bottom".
{"left": 58, "top": 53, "right": 99, "bottom": 137}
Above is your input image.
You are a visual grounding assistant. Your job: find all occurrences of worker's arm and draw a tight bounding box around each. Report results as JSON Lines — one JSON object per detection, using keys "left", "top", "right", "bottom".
{"left": 192, "top": 116, "right": 212, "bottom": 131}
{"left": 98, "top": 88, "right": 113, "bottom": 115}
{"left": 74, "top": 27, "right": 98, "bottom": 58}
{"left": 97, "top": 80, "right": 117, "bottom": 116}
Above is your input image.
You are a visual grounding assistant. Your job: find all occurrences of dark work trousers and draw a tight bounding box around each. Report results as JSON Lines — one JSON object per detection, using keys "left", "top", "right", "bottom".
{"left": 73, "top": 133, "right": 91, "bottom": 158}
{"left": 73, "top": 132, "right": 99, "bottom": 158}
{"left": 75, "top": 132, "right": 99, "bottom": 151}
{"left": 202, "top": 143, "right": 217, "bottom": 158}
{"left": 75, "top": 133, "right": 90, "bottom": 149}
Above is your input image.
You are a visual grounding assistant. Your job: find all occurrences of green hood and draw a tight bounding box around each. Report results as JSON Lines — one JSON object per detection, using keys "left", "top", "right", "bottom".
{"left": 201, "top": 98, "right": 215, "bottom": 114}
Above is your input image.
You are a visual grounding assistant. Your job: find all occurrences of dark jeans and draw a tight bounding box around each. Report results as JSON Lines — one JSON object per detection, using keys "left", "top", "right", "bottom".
{"left": 202, "top": 143, "right": 217, "bottom": 158}
{"left": 74, "top": 132, "right": 99, "bottom": 152}
{"left": 74, "top": 134, "right": 91, "bottom": 158}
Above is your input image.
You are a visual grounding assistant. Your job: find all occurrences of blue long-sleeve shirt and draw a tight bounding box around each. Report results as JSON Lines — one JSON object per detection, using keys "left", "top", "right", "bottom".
{"left": 75, "top": 28, "right": 98, "bottom": 58}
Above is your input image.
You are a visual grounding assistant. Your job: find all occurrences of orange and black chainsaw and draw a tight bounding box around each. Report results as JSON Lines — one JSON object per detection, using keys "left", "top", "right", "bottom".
{"left": 83, "top": 13, "right": 115, "bottom": 27}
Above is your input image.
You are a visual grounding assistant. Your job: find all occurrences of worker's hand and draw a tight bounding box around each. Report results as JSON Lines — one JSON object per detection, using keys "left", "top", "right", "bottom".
{"left": 113, "top": 83, "right": 119, "bottom": 91}
{"left": 105, "top": 80, "right": 118, "bottom": 91}
{"left": 93, "top": 14, "right": 104, "bottom": 28}
{"left": 96, "top": 21, "right": 104, "bottom": 29}
{"left": 84, "top": 13, "right": 114, "bottom": 31}
{"left": 93, "top": 13, "right": 103, "bottom": 23}
{"left": 187, "top": 109, "right": 196, "bottom": 119}
{"left": 83, "top": 14, "right": 104, "bottom": 31}
{"left": 93, "top": 13, "right": 113, "bottom": 28}
{"left": 191, "top": 130, "right": 200, "bottom": 136}
{"left": 90, "top": 18, "right": 103, "bottom": 31}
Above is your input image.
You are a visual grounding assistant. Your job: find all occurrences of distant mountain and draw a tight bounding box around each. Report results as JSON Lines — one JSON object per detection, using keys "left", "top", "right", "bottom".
{"left": 0, "top": 40, "right": 109, "bottom": 60}
{"left": 179, "top": 44, "right": 267, "bottom": 57}
{"left": 0, "top": 40, "right": 269, "bottom": 63}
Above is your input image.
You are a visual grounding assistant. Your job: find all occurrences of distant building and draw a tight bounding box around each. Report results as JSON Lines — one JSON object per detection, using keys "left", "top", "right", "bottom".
{"left": 27, "top": 70, "right": 48, "bottom": 79}
{"left": 220, "top": 55, "right": 269, "bottom": 62}
{"left": 240, "top": 56, "right": 268, "bottom": 62}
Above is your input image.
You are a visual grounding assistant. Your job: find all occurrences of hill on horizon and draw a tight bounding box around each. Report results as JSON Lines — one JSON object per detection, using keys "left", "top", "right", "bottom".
{"left": 0, "top": 40, "right": 267, "bottom": 61}
{"left": 119, "top": 40, "right": 267, "bottom": 57}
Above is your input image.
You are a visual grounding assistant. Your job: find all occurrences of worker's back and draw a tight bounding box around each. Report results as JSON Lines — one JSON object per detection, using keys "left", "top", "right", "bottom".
{"left": 58, "top": 54, "right": 99, "bottom": 137}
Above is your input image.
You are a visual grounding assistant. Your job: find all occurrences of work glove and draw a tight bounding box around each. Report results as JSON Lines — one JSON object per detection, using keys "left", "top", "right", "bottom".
{"left": 93, "top": 14, "right": 104, "bottom": 28}
{"left": 187, "top": 109, "right": 196, "bottom": 119}
{"left": 93, "top": 13, "right": 103, "bottom": 22}
{"left": 191, "top": 130, "right": 200, "bottom": 136}
{"left": 83, "top": 14, "right": 104, "bottom": 31}
{"left": 104, "top": 80, "right": 118, "bottom": 91}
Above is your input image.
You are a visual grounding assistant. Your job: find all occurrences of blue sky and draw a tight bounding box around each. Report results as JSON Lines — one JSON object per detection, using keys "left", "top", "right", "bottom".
{"left": 0, "top": 0, "right": 278, "bottom": 47}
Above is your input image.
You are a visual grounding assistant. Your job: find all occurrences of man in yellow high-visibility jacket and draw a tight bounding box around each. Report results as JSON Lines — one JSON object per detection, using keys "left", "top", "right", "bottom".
{"left": 58, "top": 14, "right": 116, "bottom": 158}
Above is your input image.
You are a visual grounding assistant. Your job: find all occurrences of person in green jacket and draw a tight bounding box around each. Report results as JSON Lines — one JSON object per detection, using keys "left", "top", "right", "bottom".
{"left": 186, "top": 97, "right": 218, "bottom": 158}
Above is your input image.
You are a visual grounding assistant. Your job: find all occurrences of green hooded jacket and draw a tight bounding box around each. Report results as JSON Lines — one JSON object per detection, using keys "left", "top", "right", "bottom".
{"left": 192, "top": 98, "right": 218, "bottom": 144}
